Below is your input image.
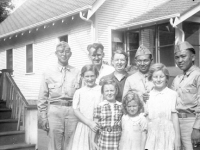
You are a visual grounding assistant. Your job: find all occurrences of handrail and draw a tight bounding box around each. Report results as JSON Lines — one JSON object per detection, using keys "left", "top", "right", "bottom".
{"left": 0, "top": 69, "right": 37, "bottom": 131}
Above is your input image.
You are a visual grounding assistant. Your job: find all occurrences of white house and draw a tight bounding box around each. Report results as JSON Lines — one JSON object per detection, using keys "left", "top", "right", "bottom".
{"left": 0, "top": 0, "right": 200, "bottom": 102}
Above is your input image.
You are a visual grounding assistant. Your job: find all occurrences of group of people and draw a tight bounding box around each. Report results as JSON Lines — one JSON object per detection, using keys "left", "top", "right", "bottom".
{"left": 37, "top": 41, "right": 200, "bottom": 150}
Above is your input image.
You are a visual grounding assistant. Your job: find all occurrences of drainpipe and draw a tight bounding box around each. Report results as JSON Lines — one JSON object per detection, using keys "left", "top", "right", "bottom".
{"left": 79, "top": 11, "right": 95, "bottom": 43}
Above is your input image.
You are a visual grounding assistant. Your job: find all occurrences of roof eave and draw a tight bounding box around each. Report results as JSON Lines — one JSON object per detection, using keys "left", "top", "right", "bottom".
{"left": 115, "top": 13, "right": 180, "bottom": 30}
{"left": 0, "top": 5, "right": 92, "bottom": 39}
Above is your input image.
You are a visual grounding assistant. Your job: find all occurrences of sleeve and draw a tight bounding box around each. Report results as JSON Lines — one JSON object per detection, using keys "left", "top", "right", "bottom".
{"left": 171, "top": 92, "right": 178, "bottom": 113}
{"left": 72, "top": 89, "right": 80, "bottom": 110}
{"left": 37, "top": 73, "right": 49, "bottom": 120}
{"left": 139, "top": 115, "right": 148, "bottom": 131}
{"left": 193, "top": 75, "right": 200, "bottom": 129}
{"left": 94, "top": 105, "right": 101, "bottom": 119}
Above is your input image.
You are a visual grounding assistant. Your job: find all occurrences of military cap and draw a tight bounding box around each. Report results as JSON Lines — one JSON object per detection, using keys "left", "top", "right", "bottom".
{"left": 135, "top": 45, "right": 152, "bottom": 58}
{"left": 56, "top": 41, "right": 70, "bottom": 50}
{"left": 174, "top": 41, "right": 194, "bottom": 54}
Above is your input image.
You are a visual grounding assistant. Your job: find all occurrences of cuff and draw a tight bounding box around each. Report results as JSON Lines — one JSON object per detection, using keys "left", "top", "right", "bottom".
{"left": 193, "top": 117, "right": 200, "bottom": 130}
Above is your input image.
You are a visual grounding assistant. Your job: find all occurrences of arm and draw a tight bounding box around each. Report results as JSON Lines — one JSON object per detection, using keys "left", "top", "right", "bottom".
{"left": 172, "top": 112, "right": 181, "bottom": 150}
{"left": 37, "top": 73, "right": 49, "bottom": 131}
{"left": 140, "top": 131, "right": 147, "bottom": 150}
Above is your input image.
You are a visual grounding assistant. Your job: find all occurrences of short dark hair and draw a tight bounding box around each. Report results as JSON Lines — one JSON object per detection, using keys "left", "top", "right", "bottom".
{"left": 148, "top": 63, "right": 169, "bottom": 81}
{"left": 101, "top": 79, "right": 118, "bottom": 95}
{"left": 112, "top": 49, "right": 128, "bottom": 67}
{"left": 187, "top": 48, "right": 195, "bottom": 55}
{"left": 81, "top": 64, "right": 99, "bottom": 77}
{"left": 87, "top": 43, "right": 104, "bottom": 52}
{"left": 122, "top": 91, "right": 144, "bottom": 114}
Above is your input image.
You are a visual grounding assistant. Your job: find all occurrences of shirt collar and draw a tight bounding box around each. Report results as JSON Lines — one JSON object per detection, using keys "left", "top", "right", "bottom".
{"left": 184, "top": 65, "right": 196, "bottom": 77}
{"left": 103, "top": 100, "right": 121, "bottom": 105}
{"left": 152, "top": 87, "right": 168, "bottom": 95}
{"left": 57, "top": 63, "right": 71, "bottom": 72}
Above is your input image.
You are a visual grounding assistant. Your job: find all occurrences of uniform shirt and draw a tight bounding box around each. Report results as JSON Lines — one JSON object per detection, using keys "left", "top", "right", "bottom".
{"left": 94, "top": 100, "right": 122, "bottom": 128}
{"left": 99, "top": 72, "right": 129, "bottom": 102}
{"left": 96, "top": 64, "right": 115, "bottom": 84}
{"left": 123, "top": 71, "right": 154, "bottom": 101}
{"left": 171, "top": 65, "right": 200, "bottom": 129}
{"left": 38, "top": 64, "right": 80, "bottom": 120}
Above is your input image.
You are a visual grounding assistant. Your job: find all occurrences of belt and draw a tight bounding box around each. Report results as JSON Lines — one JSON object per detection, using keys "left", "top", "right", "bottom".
{"left": 178, "top": 113, "right": 195, "bottom": 118}
{"left": 102, "top": 126, "right": 121, "bottom": 132}
{"left": 50, "top": 101, "right": 72, "bottom": 107}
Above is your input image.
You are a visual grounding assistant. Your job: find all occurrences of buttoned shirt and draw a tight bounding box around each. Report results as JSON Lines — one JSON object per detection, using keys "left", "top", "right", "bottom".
{"left": 38, "top": 64, "right": 80, "bottom": 120}
{"left": 99, "top": 72, "right": 129, "bottom": 102}
{"left": 123, "top": 71, "right": 154, "bottom": 101}
{"left": 94, "top": 100, "right": 122, "bottom": 128}
{"left": 171, "top": 65, "right": 200, "bottom": 129}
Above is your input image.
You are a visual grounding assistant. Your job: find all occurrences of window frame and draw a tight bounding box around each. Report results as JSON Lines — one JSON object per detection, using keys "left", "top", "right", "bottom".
{"left": 6, "top": 49, "right": 13, "bottom": 70}
{"left": 58, "top": 35, "right": 68, "bottom": 42}
{"left": 25, "top": 44, "right": 34, "bottom": 74}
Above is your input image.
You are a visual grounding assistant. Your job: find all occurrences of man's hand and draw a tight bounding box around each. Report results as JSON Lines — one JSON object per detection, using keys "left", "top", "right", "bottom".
{"left": 42, "top": 119, "right": 49, "bottom": 132}
{"left": 191, "top": 129, "right": 200, "bottom": 145}
{"left": 142, "top": 92, "right": 150, "bottom": 103}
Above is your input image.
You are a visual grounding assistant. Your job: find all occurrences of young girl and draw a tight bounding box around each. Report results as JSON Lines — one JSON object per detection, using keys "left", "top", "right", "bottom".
{"left": 94, "top": 79, "right": 123, "bottom": 150}
{"left": 119, "top": 91, "right": 147, "bottom": 150}
{"left": 145, "top": 63, "right": 181, "bottom": 150}
{"left": 70, "top": 64, "right": 102, "bottom": 150}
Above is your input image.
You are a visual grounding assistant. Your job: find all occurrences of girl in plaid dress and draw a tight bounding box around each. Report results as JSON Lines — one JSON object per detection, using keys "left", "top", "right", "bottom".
{"left": 119, "top": 91, "right": 147, "bottom": 150}
{"left": 94, "top": 79, "right": 123, "bottom": 150}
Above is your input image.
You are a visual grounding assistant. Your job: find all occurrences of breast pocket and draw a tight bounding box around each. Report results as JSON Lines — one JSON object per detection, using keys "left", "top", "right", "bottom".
{"left": 48, "top": 83, "right": 62, "bottom": 98}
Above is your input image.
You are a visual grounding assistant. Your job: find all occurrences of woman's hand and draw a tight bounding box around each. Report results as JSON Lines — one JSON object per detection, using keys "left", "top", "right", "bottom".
{"left": 174, "top": 136, "right": 181, "bottom": 150}
{"left": 88, "top": 121, "right": 99, "bottom": 132}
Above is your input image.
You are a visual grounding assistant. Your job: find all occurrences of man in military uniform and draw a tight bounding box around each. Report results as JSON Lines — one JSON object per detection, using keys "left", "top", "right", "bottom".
{"left": 171, "top": 41, "right": 200, "bottom": 150}
{"left": 38, "top": 41, "right": 80, "bottom": 150}
{"left": 123, "top": 45, "right": 154, "bottom": 103}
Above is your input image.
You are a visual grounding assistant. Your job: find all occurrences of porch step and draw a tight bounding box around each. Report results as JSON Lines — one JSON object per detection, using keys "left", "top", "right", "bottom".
{"left": 0, "top": 119, "right": 18, "bottom": 132}
{"left": 0, "top": 143, "right": 35, "bottom": 150}
{"left": 0, "top": 130, "right": 25, "bottom": 145}
{"left": 0, "top": 108, "right": 11, "bottom": 119}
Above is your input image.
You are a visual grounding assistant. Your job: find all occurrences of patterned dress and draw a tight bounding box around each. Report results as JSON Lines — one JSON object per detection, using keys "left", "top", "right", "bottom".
{"left": 94, "top": 100, "right": 123, "bottom": 150}
{"left": 145, "top": 87, "right": 178, "bottom": 150}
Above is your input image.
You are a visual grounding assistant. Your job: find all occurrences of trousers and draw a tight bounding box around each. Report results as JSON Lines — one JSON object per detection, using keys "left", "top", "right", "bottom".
{"left": 48, "top": 105, "right": 78, "bottom": 150}
{"left": 179, "top": 117, "right": 196, "bottom": 150}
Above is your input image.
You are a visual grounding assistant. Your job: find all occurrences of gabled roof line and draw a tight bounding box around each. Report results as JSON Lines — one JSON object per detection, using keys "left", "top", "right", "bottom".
{"left": 115, "top": 13, "right": 180, "bottom": 30}
{"left": 0, "top": 5, "right": 92, "bottom": 39}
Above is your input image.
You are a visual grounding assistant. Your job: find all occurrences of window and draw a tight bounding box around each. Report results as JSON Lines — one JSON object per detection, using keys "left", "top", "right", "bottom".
{"left": 26, "top": 44, "right": 33, "bottom": 73}
{"left": 183, "top": 22, "right": 200, "bottom": 66}
{"left": 59, "top": 35, "right": 68, "bottom": 42}
{"left": 158, "top": 23, "right": 175, "bottom": 66}
{"left": 6, "top": 49, "right": 13, "bottom": 70}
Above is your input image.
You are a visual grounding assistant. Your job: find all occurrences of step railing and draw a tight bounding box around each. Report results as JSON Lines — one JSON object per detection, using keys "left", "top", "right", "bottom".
{"left": 0, "top": 69, "right": 37, "bottom": 146}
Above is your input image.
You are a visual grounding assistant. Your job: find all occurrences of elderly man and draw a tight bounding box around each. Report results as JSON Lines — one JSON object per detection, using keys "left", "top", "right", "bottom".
{"left": 123, "top": 45, "right": 154, "bottom": 103}
{"left": 38, "top": 41, "right": 80, "bottom": 150}
{"left": 171, "top": 41, "right": 200, "bottom": 150}
{"left": 100, "top": 49, "right": 129, "bottom": 102}
{"left": 87, "top": 43, "right": 115, "bottom": 84}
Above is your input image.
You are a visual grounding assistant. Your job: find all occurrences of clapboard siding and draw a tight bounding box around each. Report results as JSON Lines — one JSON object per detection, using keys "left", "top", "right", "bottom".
{"left": 0, "top": 18, "right": 92, "bottom": 100}
{"left": 96, "top": 0, "right": 169, "bottom": 60}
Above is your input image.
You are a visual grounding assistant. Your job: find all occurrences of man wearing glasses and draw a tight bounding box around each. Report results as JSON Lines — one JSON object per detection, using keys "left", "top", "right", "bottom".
{"left": 38, "top": 41, "right": 80, "bottom": 150}
{"left": 123, "top": 45, "right": 154, "bottom": 104}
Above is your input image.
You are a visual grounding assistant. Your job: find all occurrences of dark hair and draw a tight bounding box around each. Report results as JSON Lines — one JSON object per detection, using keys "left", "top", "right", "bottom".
{"left": 101, "top": 79, "right": 118, "bottom": 95}
{"left": 148, "top": 63, "right": 169, "bottom": 81}
{"left": 112, "top": 49, "right": 128, "bottom": 67}
{"left": 122, "top": 91, "right": 144, "bottom": 114}
{"left": 87, "top": 43, "right": 104, "bottom": 52}
{"left": 187, "top": 48, "right": 195, "bottom": 55}
{"left": 81, "top": 64, "right": 99, "bottom": 77}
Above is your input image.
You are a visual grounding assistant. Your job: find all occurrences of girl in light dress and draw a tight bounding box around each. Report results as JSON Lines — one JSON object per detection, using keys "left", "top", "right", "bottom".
{"left": 94, "top": 79, "right": 123, "bottom": 150}
{"left": 119, "top": 91, "right": 147, "bottom": 150}
{"left": 145, "top": 63, "right": 181, "bottom": 150}
{"left": 69, "top": 64, "right": 102, "bottom": 150}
